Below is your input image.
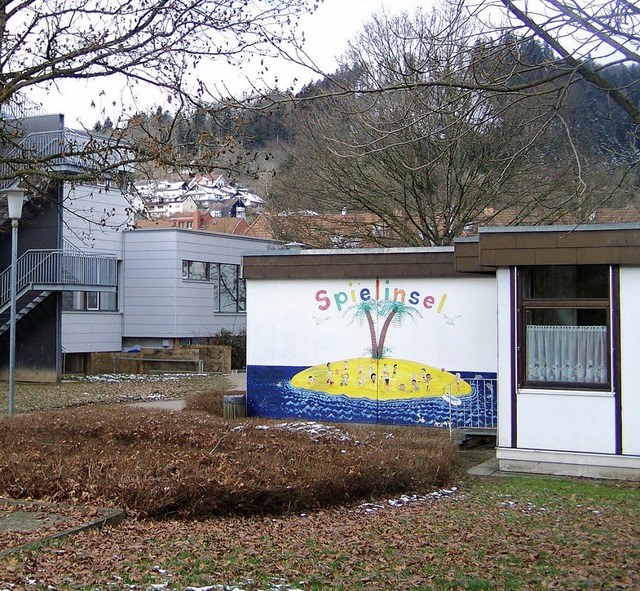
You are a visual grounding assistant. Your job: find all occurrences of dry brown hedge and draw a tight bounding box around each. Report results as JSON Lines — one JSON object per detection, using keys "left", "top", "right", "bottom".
{"left": 183, "top": 389, "right": 227, "bottom": 415}
{"left": 0, "top": 406, "right": 459, "bottom": 519}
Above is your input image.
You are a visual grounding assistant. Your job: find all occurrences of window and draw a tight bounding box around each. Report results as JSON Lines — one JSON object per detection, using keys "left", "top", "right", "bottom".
{"left": 62, "top": 290, "right": 118, "bottom": 311}
{"left": 212, "top": 263, "right": 245, "bottom": 313}
{"left": 518, "top": 265, "right": 611, "bottom": 389}
{"left": 181, "top": 260, "right": 246, "bottom": 313}
{"left": 182, "top": 260, "right": 209, "bottom": 281}
{"left": 86, "top": 291, "right": 99, "bottom": 310}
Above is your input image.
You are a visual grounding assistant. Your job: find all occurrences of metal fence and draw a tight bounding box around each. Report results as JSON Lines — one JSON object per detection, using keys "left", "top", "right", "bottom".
{"left": 442, "top": 377, "right": 497, "bottom": 432}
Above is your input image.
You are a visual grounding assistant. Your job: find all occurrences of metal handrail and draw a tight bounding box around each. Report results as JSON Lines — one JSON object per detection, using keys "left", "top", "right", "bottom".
{"left": 441, "top": 376, "right": 498, "bottom": 437}
{"left": 0, "top": 129, "right": 134, "bottom": 188}
{"left": 0, "top": 248, "right": 117, "bottom": 308}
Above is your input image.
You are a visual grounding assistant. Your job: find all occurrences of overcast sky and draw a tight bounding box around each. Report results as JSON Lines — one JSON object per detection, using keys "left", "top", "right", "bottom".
{"left": 28, "top": 0, "right": 427, "bottom": 128}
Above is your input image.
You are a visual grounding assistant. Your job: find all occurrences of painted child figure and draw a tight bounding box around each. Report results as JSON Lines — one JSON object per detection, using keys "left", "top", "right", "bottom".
{"left": 326, "top": 362, "right": 333, "bottom": 385}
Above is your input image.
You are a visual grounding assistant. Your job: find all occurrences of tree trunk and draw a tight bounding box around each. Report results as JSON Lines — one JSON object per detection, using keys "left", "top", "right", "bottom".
{"left": 376, "top": 311, "right": 396, "bottom": 358}
{"left": 365, "top": 309, "right": 378, "bottom": 358}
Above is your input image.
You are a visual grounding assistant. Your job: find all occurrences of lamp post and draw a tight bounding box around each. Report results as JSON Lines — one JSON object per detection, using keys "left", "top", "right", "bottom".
{"left": 5, "top": 186, "right": 25, "bottom": 416}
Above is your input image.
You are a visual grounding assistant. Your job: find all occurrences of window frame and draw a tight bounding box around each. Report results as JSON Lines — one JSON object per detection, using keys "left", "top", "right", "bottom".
{"left": 181, "top": 260, "right": 246, "bottom": 314}
{"left": 517, "top": 265, "right": 612, "bottom": 392}
{"left": 62, "top": 290, "right": 118, "bottom": 312}
{"left": 182, "top": 260, "right": 210, "bottom": 281}
{"left": 86, "top": 291, "right": 100, "bottom": 311}
{"left": 212, "top": 263, "right": 246, "bottom": 314}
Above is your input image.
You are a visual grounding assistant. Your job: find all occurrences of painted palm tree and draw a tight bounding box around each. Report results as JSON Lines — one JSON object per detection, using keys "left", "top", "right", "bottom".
{"left": 345, "top": 299, "right": 379, "bottom": 357}
{"left": 345, "top": 299, "right": 422, "bottom": 358}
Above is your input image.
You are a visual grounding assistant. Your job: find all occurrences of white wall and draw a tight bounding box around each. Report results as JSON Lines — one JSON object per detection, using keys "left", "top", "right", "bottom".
{"left": 516, "top": 391, "right": 615, "bottom": 453}
{"left": 247, "top": 275, "right": 498, "bottom": 372}
{"left": 620, "top": 267, "right": 640, "bottom": 455}
{"left": 495, "top": 265, "right": 625, "bottom": 456}
{"left": 496, "top": 268, "right": 514, "bottom": 449}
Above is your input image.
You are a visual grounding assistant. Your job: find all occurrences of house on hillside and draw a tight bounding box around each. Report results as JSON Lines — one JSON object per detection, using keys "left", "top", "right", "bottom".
{"left": 135, "top": 210, "right": 250, "bottom": 235}
{"left": 243, "top": 223, "right": 640, "bottom": 480}
{"left": 188, "top": 172, "right": 225, "bottom": 191}
{"left": 209, "top": 197, "right": 246, "bottom": 219}
{"left": 141, "top": 173, "right": 265, "bottom": 219}
{"left": 144, "top": 193, "right": 197, "bottom": 218}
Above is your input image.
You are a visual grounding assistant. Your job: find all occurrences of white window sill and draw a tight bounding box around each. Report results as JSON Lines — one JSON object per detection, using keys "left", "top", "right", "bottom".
{"left": 518, "top": 387, "right": 613, "bottom": 398}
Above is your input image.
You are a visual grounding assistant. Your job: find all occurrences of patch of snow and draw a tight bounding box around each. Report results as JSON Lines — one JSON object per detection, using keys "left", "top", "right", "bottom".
{"left": 63, "top": 373, "right": 207, "bottom": 384}
{"left": 500, "top": 500, "right": 549, "bottom": 513}
{"left": 235, "top": 422, "right": 358, "bottom": 444}
{"left": 356, "top": 487, "right": 459, "bottom": 514}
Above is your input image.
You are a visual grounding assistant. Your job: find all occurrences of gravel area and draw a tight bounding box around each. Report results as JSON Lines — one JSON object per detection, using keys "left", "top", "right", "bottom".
{"left": 0, "top": 372, "right": 234, "bottom": 415}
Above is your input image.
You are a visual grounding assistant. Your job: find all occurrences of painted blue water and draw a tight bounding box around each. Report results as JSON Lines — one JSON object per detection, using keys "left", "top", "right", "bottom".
{"left": 248, "top": 365, "right": 497, "bottom": 428}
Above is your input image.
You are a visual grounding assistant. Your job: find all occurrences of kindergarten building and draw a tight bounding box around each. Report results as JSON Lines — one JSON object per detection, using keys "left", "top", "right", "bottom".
{"left": 243, "top": 224, "right": 640, "bottom": 480}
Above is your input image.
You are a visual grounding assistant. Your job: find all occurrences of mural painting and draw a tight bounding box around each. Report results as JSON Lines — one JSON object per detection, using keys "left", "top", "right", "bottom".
{"left": 247, "top": 277, "right": 497, "bottom": 428}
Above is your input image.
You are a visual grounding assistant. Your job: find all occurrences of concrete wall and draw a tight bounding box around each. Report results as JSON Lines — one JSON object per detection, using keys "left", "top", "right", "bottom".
{"left": 88, "top": 345, "right": 231, "bottom": 374}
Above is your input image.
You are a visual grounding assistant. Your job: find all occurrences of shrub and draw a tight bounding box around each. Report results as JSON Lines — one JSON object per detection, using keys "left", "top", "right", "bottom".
{"left": 183, "top": 389, "right": 226, "bottom": 416}
{"left": 0, "top": 407, "right": 459, "bottom": 519}
{"left": 208, "top": 328, "right": 246, "bottom": 370}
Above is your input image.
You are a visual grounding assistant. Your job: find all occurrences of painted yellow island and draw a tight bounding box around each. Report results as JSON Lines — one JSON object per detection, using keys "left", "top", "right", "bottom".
{"left": 291, "top": 358, "right": 471, "bottom": 401}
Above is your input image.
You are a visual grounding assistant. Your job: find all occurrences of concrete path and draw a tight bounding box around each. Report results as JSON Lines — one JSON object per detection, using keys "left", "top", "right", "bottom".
{"left": 129, "top": 372, "right": 246, "bottom": 411}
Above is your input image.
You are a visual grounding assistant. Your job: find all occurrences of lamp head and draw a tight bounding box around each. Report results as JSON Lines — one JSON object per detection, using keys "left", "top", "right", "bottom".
{"left": 5, "top": 186, "right": 26, "bottom": 220}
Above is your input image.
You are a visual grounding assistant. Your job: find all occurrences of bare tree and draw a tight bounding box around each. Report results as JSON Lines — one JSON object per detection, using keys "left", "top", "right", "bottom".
{"left": 271, "top": 4, "right": 609, "bottom": 246}
{"left": 493, "top": 0, "right": 640, "bottom": 123}
{"left": 0, "top": 0, "right": 317, "bottom": 206}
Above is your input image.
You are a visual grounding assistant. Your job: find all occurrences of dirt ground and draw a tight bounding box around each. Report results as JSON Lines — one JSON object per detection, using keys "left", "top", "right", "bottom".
{"left": 0, "top": 372, "right": 238, "bottom": 414}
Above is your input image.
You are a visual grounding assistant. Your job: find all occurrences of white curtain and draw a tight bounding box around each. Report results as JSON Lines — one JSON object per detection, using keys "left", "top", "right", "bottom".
{"left": 526, "top": 325, "right": 608, "bottom": 384}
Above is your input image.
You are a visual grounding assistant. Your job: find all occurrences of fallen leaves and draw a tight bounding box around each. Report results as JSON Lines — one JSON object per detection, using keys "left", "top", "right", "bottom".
{"left": 2, "top": 477, "right": 638, "bottom": 591}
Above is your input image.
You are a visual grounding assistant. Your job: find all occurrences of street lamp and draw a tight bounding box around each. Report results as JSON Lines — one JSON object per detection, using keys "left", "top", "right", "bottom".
{"left": 5, "top": 186, "right": 25, "bottom": 416}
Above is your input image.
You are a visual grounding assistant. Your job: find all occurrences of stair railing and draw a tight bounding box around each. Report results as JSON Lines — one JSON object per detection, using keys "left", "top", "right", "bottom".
{"left": 0, "top": 248, "right": 117, "bottom": 309}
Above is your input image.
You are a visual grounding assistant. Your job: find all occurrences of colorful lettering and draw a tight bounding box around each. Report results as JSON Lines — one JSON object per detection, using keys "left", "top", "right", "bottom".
{"left": 315, "top": 289, "right": 330, "bottom": 311}
{"left": 334, "top": 291, "right": 348, "bottom": 311}
{"left": 315, "top": 281, "right": 449, "bottom": 314}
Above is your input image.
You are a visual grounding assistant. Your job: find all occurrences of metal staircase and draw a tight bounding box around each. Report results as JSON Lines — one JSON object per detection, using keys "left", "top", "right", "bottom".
{"left": 0, "top": 245, "right": 117, "bottom": 336}
{"left": 0, "top": 290, "right": 52, "bottom": 335}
